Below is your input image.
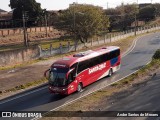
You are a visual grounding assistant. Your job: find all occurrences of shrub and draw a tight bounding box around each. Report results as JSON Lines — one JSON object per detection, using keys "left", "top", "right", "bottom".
{"left": 152, "top": 49, "right": 160, "bottom": 59}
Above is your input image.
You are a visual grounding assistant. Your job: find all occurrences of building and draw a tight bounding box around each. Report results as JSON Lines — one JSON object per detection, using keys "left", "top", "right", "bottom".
{"left": 139, "top": 3, "right": 152, "bottom": 9}
{"left": 0, "top": 9, "right": 7, "bottom": 14}
{"left": 0, "top": 9, "right": 12, "bottom": 28}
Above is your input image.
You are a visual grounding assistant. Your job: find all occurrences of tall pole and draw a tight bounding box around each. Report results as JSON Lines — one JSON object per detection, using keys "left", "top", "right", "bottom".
{"left": 73, "top": 2, "right": 77, "bottom": 51}
{"left": 134, "top": 1, "right": 138, "bottom": 36}
{"left": 134, "top": 13, "right": 137, "bottom": 36}
{"left": 45, "top": 13, "right": 48, "bottom": 37}
{"left": 121, "top": 2, "right": 125, "bottom": 31}
{"left": 23, "top": 11, "right": 27, "bottom": 47}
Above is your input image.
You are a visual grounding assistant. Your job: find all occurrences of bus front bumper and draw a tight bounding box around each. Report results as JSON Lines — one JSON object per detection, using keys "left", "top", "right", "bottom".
{"left": 48, "top": 86, "right": 68, "bottom": 95}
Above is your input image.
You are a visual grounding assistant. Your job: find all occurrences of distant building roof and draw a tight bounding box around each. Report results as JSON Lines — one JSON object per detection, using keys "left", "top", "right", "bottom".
{"left": 0, "top": 9, "right": 7, "bottom": 13}
{"left": 139, "top": 3, "right": 152, "bottom": 9}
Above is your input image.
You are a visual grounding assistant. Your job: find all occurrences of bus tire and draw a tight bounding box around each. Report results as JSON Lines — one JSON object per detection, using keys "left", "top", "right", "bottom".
{"left": 77, "top": 83, "right": 82, "bottom": 92}
{"left": 108, "top": 68, "right": 113, "bottom": 77}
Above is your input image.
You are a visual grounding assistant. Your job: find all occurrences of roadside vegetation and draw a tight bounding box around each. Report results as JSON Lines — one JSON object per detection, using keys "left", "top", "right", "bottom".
{"left": 43, "top": 49, "right": 160, "bottom": 119}
{"left": 40, "top": 39, "right": 74, "bottom": 50}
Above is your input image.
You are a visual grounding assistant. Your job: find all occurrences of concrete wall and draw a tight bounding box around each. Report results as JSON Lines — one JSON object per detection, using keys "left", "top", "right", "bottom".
{"left": 0, "top": 26, "right": 56, "bottom": 36}
{"left": 0, "top": 46, "right": 39, "bottom": 67}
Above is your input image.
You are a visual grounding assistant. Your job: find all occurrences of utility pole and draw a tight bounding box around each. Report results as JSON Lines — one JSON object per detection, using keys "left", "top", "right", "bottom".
{"left": 121, "top": 2, "right": 125, "bottom": 31}
{"left": 134, "top": 13, "right": 137, "bottom": 36}
{"left": 22, "top": 11, "right": 28, "bottom": 47}
{"left": 44, "top": 13, "right": 48, "bottom": 37}
{"left": 73, "top": 2, "right": 77, "bottom": 51}
{"left": 134, "top": 1, "right": 138, "bottom": 36}
{"left": 107, "top": 2, "right": 109, "bottom": 9}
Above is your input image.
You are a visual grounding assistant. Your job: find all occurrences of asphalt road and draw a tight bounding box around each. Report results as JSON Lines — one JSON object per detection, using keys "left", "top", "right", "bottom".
{"left": 0, "top": 32, "right": 160, "bottom": 119}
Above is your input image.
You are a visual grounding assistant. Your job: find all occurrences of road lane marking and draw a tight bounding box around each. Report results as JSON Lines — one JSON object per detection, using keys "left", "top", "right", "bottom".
{"left": 122, "top": 36, "right": 138, "bottom": 57}
{"left": 0, "top": 86, "right": 48, "bottom": 105}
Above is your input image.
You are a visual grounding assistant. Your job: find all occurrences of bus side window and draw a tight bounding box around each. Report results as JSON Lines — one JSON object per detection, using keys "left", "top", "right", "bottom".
{"left": 89, "top": 57, "right": 98, "bottom": 68}
{"left": 77, "top": 60, "right": 90, "bottom": 74}
{"left": 106, "top": 53, "right": 110, "bottom": 61}
{"left": 110, "top": 49, "right": 119, "bottom": 59}
{"left": 99, "top": 54, "right": 108, "bottom": 63}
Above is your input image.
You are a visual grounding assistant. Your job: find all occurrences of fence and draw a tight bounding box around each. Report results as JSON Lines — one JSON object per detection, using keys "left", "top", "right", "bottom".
{"left": 0, "top": 26, "right": 57, "bottom": 36}
{"left": 39, "top": 24, "right": 160, "bottom": 58}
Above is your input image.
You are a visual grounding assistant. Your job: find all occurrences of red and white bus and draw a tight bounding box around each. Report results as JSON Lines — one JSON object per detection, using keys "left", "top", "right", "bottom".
{"left": 45, "top": 46, "right": 121, "bottom": 95}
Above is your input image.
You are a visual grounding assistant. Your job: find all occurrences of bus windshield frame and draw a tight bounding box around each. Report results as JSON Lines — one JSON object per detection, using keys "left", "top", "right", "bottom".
{"left": 49, "top": 67, "right": 69, "bottom": 87}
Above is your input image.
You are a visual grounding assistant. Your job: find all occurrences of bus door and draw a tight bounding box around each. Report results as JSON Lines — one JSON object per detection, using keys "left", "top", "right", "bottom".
{"left": 67, "top": 67, "right": 78, "bottom": 94}
{"left": 76, "top": 60, "right": 92, "bottom": 86}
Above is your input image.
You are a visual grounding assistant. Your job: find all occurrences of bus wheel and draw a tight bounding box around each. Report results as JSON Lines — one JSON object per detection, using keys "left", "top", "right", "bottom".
{"left": 108, "top": 69, "right": 113, "bottom": 77}
{"left": 77, "top": 83, "right": 82, "bottom": 92}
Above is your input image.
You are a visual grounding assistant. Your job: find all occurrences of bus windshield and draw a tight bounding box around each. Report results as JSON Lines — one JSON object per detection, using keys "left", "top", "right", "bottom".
{"left": 49, "top": 68, "right": 69, "bottom": 87}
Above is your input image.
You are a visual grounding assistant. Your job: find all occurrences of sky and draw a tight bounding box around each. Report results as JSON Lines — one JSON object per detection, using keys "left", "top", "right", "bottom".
{"left": 0, "top": 0, "right": 160, "bottom": 12}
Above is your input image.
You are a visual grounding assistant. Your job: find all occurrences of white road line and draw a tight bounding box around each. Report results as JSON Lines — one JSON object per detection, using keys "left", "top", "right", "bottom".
{"left": 0, "top": 86, "right": 48, "bottom": 105}
{"left": 122, "top": 37, "right": 138, "bottom": 57}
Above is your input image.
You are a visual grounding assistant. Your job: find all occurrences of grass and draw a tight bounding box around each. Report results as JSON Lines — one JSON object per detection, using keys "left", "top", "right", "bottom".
{"left": 0, "top": 44, "right": 26, "bottom": 52}
{"left": 41, "top": 39, "right": 74, "bottom": 49}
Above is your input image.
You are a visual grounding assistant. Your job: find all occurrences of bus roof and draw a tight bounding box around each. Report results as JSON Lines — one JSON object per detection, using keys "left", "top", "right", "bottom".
{"left": 51, "top": 46, "right": 120, "bottom": 68}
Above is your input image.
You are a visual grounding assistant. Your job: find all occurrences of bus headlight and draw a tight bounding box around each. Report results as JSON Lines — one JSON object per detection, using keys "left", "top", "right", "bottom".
{"left": 62, "top": 88, "right": 68, "bottom": 91}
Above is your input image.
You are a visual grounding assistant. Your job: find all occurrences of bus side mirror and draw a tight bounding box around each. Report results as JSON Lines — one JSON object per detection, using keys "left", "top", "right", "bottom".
{"left": 73, "top": 74, "right": 77, "bottom": 78}
{"left": 44, "top": 69, "right": 50, "bottom": 79}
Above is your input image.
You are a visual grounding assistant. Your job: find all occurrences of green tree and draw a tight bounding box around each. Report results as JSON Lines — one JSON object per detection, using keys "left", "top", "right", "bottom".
{"left": 138, "top": 5, "right": 156, "bottom": 21}
{"left": 55, "top": 4, "right": 109, "bottom": 43}
{"left": 105, "top": 4, "right": 138, "bottom": 31}
{"left": 153, "top": 3, "right": 160, "bottom": 17}
{"left": 105, "top": 8, "right": 121, "bottom": 32}
{"left": 9, "top": 0, "right": 43, "bottom": 26}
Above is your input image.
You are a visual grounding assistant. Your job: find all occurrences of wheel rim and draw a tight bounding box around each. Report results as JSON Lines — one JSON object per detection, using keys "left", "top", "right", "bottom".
{"left": 109, "top": 69, "right": 112, "bottom": 76}
{"left": 78, "top": 84, "right": 82, "bottom": 92}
